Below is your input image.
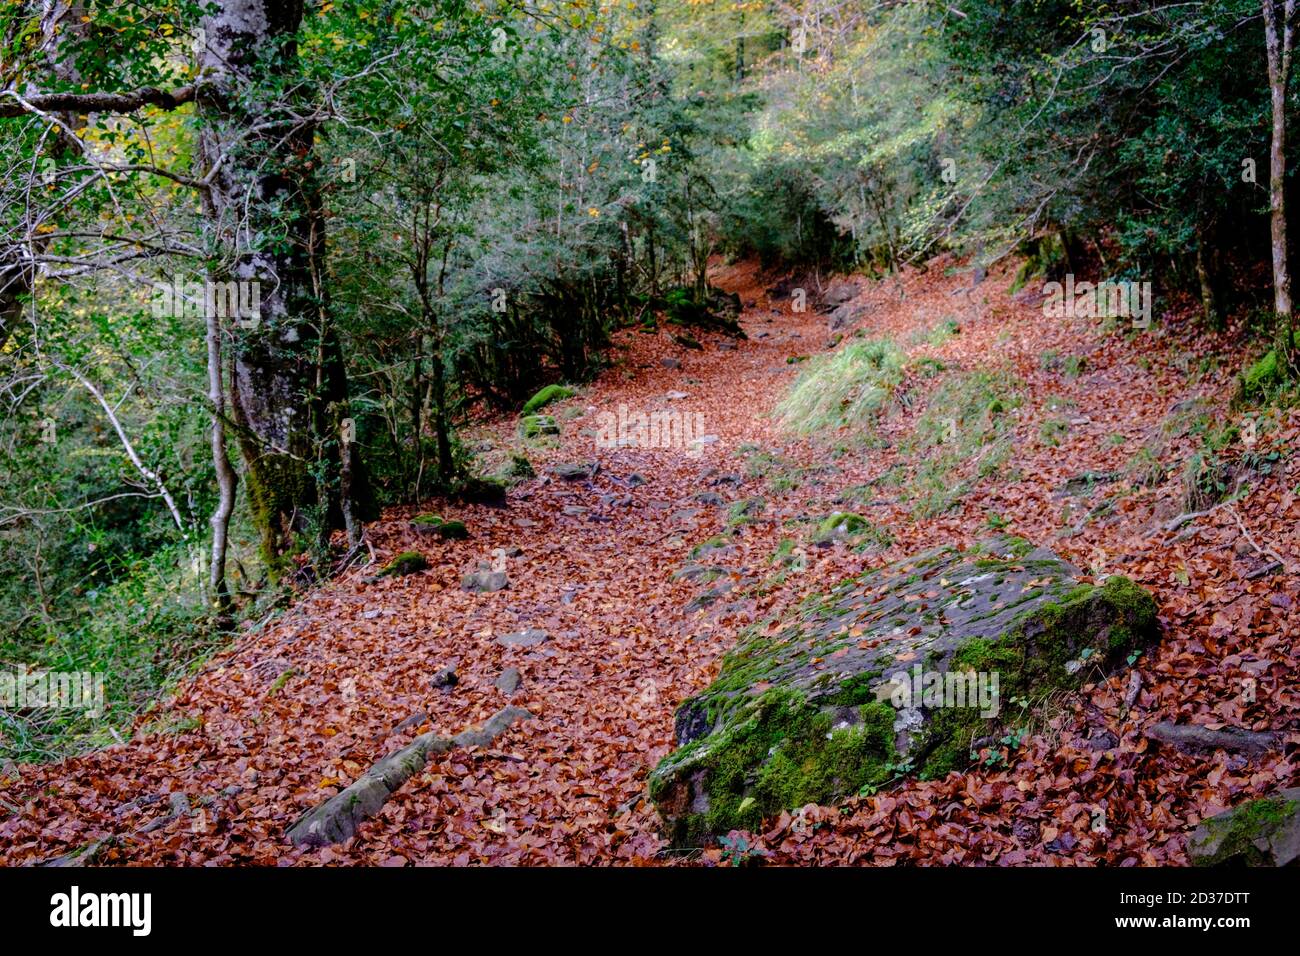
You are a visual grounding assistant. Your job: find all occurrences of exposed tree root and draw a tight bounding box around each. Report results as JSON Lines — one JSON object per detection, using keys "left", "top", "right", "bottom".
{"left": 286, "top": 706, "right": 533, "bottom": 848}
{"left": 1145, "top": 721, "right": 1280, "bottom": 756}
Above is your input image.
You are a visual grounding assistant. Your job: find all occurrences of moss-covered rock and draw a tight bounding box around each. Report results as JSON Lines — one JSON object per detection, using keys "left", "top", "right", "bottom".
{"left": 378, "top": 551, "right": 428, "bottom": 577}
{"left": 410, "top": 514, "right": 469, "bottom": 539}
{"left": 518, "top": 414, "right": 560, "bottom": 438}
{"left": 1188, "top": 789, "right": 1300, "bottom": 866}
{"left": 649, "top": 536, "right": 1159, "bottom": 845}
{"left": 505, "top": 453, "right": 535, "bottom": 479}
{"left": 809, "top": 511, "right": 885, "bottom": 546}
{"left": 456, "top": 474, "right": 508, "bottom": 506}
{"left": 521, "top": 384, "right": 574, "bottom": 416}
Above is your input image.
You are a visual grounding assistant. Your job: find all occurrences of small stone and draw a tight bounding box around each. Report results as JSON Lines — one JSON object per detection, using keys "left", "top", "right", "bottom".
{"left": 496, "top": 628, "right": 548, "bottom": 648}
{"left": 461, "top": 570, "right": 508, "bottom": 592}
{"left": 551, "top": 462, "right": 592, "bottom": 481}
{"left": 495, "top": 668, "right": 523, "bottom": 695}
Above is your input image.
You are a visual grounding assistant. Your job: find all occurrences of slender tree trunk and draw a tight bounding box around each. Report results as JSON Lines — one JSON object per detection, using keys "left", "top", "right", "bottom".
{"left": 1195, "top": 224, "right": 1222, "bottom": 330}
{"left": 430, "top": 348, "right": 453, "bottom": 489}
{"left": 206, "top": 308, "right": 236, "bottom": 614}
{"left": 1264, "top": 1, "right": 1296, "bottom": 326}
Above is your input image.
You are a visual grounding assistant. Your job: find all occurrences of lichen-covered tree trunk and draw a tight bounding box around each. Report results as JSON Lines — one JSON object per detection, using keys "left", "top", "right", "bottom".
{"left": 196, "top": 0, "right": 372, "bottom": 575}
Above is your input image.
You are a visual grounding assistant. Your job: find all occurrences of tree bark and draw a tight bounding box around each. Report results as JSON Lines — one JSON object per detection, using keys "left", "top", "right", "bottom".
{"left": 196, "top": 0, "right": 371, "bottom": 575}
{"left": 1264, "top": 0, "right": 1296, "bottom": 323}
{"left": 206, "top": 308, "right": 236, "bottom": 613}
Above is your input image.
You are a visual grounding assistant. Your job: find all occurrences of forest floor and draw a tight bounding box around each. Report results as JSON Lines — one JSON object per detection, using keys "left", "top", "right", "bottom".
{"left": 2, "top": 255, "right": 1298, "bottom": 866}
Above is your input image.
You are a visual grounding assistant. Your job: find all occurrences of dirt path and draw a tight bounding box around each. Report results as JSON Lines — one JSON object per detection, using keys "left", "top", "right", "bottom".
{"left": 3, "top": 257, "right": 1297, "bottom": 865}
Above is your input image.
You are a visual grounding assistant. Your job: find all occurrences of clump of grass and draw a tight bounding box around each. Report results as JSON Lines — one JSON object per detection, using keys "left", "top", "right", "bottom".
{"left": 904, "top": 369, "right": 1022, "bottom": 516}
{"left": 1038, "top": 417, "right": 1070, "bottom": 447}
{"left": 776, "top": 339, "right": 906, "bottom": 436}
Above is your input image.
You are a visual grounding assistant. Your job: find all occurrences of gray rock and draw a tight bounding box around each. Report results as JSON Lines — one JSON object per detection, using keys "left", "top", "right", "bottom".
{"left": 1188, "top": 789, "right": 1300, "bottom": 866}
{"left": 671, "top": 564, "right": 726, "bottom": 583}
{"left": 495, "top": 667, "right": 523, "bottom": 695}
{"left": 496, "top": 628, "right": 548, "bottom": 649}
{"left": 649, "top": 536, "right": 1160, "bottom": 845}
{"left": 551, "top": 462, "right": 593, "bottom": 481}
{"left": 827, "top": 301, "right": 867, "bottom": 332}
{"left": 461, "top": 570, "right": 509, "bottom": 592}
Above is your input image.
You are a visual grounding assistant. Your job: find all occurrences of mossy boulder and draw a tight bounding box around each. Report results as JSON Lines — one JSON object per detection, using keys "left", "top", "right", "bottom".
{"left": 456, "top": 475, "right": 508, "bottom": 506}
{"left": 505, "top": 453, "right": 535, "bottom": 479}
{"left": 810, "top": 511, "right": 876, "bottom": 545}
{"left": 521, "top": 384, "right": 575, "bottom": 416}
{"left": 1188, "top": 789, "right": 1300, "bottom": 866}
{"left": 648, "top": 536, "right": 1159, "bottom": 846}
{"left": 519, "top": 414, "right": 560, "bottom": 438}
{"left": 378, "top": 551, "right": 428, "bottom": 577}
{"left": 410, "top": 514, "right": 469, "bottom": 540}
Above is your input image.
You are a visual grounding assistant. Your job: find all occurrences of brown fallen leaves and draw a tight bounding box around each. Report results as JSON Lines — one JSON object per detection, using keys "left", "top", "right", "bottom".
{"left": 1, "top": 255, "right": 1297, "bottom": 866}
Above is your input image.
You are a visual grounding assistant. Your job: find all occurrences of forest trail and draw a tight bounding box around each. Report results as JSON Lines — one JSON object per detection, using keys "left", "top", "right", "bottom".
{"left": 3, "top": 257, "right": 1297, "bottom": 866}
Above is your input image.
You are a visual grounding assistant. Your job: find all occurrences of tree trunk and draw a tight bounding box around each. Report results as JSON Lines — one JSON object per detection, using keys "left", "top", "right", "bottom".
{"left": 1194, "top": 220, "right": 1222, "bottom": 330}
{"left": 206, "top": 308, "right": 236, "bottom": 615}
{"left": 196, "top": 0, "right": 370, "bottom": 576}
{"left": 1264, "top": 1, "right": 1296, "bottom": 327}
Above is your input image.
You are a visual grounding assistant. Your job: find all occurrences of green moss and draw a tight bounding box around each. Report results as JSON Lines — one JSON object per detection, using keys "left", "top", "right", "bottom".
{"left": 521, "top": 383, "right": 575, "bottom": 415}
{"left": 411, "top": 514, "right": 468, "bottom": 539}
{"left": 691, "top": 535, "right": 733, "bottom": 559}
{"left": 378, "top": 551, "right": 428, "bottom": 577}
{"left": 917, "top": 575, "right": 1156, "bottom": 778}
{"left": 244, "top": 451, "right": 310, "bottom": 578}
{"left": 518, "top": 414, "right": 560, "bottom": 438}
{"left": 649, "top": 689, "right": 897, "bottom": 846}
{"left": 1238, "top": 349, "right": 1282, "bottom": 404}
{"left": 506, "top": 453, "right": 535, "bottom": 478}
{"left": 268, "top": 667, "right": 297, "bottom": 695}
{"left": 814, "top": 511, "right": 869, "bottom": 536}
{"left": 1191, "top": 796, "right": 1299, "bottom": 866}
